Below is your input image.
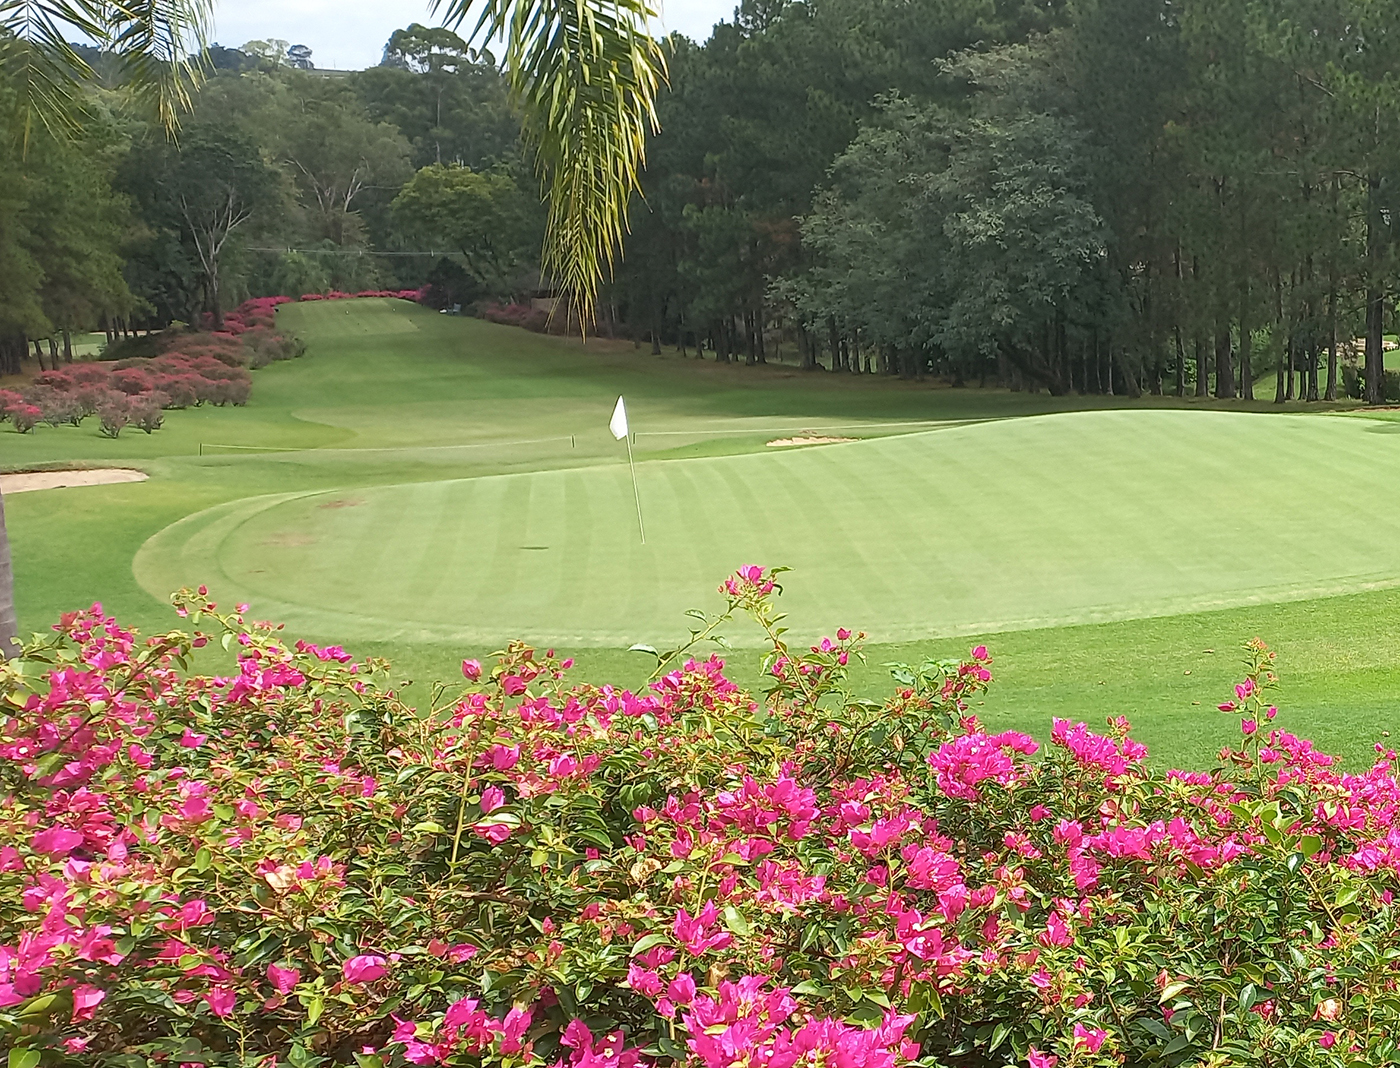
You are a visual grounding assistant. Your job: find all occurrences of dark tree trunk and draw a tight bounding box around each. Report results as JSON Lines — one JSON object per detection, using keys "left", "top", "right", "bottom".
{"left": 1366, "top": 175, "right": 1386, "bottom": 405}
{"left": 1194, "top": 335, "right": 1208, "bottom": 397}
{"left": 1325, "top": 291, "right": 1338, "bottom": 402}
{"left": 1214, "top": 318, "right": 1234, "bottom": 398}
{"left": 826, "top": 317, "right": 840, "bottom": 372}
{"left": 62, "top": 329, "right": 72, "bottom": 363}
{"left": 755, "top": 308, "right": 766, "bottom": 364}
{"left": 1286, "top": 334, "right": 1296, "bottom": 400}
{"left": 1306, "top": 345, "right": 1319, "bottom": 401}
{"left": 1238, "top": 285, "right": 1253, "bottom": 400}
{"left": 1173, "top": 328, "right": 1186, "bottom": 397}
{"left": 1115, "top": 349, "right": 1141, "bottom": 398}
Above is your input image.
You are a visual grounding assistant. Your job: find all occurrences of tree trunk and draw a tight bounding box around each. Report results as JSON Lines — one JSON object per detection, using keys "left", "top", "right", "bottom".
{"left": 1214, "top": 318, "right": 1234, "bottom": 398}
{"left": 62, "top": 329, "right": 72, "bottom": 363}
{"left": 1115, "top": 348, "right": 1141, "bottom": 398}
{"left": 1238, "top": 285, "right": 1253, "bottom": 400}
{"left": 1194, "top": 335, "right": 1208, "bottom": 396}
{"left": 1306, "top": 345, "right": 1319, "bottom": 402}
{"left": 1365, "top": 175, "right": 1386, "bottom": 405}
{"left": 1173, "top": 328, "right": 1186, "bottom": 396}
{"left": 0, "top": 491, "right": 18, "bottom": 659}
{"left": 755, "top": 308, "right": 766, "bottom": 364}
{"left": 1325, "top": 291, "right": 1338, "bottom": 402}
{"left": 826, "top": 317, "right": 840, "bottom": 373}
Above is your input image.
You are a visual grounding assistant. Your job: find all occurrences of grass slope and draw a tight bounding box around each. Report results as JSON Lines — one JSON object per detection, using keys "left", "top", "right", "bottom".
{"left": 7, "top": 298, "right": 1400, "bottom": 768}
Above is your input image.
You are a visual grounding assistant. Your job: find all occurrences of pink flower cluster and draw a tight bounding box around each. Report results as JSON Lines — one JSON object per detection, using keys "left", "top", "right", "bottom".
{"left": 1, "top": 575, "right": 1398, "bottom": 1068}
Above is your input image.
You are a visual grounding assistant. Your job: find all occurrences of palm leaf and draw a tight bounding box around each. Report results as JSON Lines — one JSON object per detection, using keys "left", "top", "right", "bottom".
{"left": 0, "top": 0, "right": 209, "bottom": 141}
{"left": 435, "top": 0, "right": 665, "bottom": 326}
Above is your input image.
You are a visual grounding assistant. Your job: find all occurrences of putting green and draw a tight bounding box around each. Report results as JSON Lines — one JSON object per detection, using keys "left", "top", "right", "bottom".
{"left": 134, "top": 409, "right": 1400, "bottom": 647}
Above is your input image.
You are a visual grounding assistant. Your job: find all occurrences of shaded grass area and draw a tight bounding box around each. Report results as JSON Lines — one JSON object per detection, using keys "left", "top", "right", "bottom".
{"left": 7, "top": 299, "right": 1400, "bottom": 769}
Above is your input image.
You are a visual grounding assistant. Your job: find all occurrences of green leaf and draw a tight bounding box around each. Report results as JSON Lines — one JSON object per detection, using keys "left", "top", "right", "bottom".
{"left": 1159, "top": 981, "right": 1191, "bottom": 1003}
{"left": 9, "top": 1050, "right": 40, "bottom": 1068}
{"left": 722, "top": 905, "right": 751, "bottom": 937}
{"left": 1299, "top": 835, "right": 1324, "bottom": 858}
{"left": 988, "top": 1023, "right": 1010, "bottom": 1052}
{"left": 194, "top": 847, "right": 212, "bottom": 872}
{"left": 630, "top": 932, "right": 669, "bottom": 956}
{"left": 791, "top": 980, "right": 831, "bottom": 996}
{"left": 306, "top": 995, "right": 324, "bottom": 1025}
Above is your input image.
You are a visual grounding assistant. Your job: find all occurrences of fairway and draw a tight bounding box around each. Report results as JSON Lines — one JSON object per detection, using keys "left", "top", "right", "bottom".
{"left": 134, "top": 410, "right": 1400, "bottom": 647}
{"left": 10, "top": 297, "right": 1400, "bottom": 767}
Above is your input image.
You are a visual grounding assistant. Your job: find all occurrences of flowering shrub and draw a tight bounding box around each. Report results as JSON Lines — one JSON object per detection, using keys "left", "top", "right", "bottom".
{"left": 4, "top": 571, "right": 1400, "bottom": 1068}
{"left": 482, "top": 302, "right": 551, "bottom": 333}
{"left": 96, "top": 393, "right": 131, "bottom": 437}
{"left": 7, "top": 402, "right": 41, "bottom": 432}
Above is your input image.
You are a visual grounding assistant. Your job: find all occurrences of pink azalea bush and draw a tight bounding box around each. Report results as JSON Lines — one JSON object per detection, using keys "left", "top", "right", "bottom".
{"left": 481, "top": 302, "right": 551, "bottom": 333}
{"left": 2, "top": 570, "right": 1400, "bottom": 1067}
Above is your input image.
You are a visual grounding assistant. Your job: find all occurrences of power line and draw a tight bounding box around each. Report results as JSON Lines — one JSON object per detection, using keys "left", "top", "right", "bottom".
{"left": 244, "top": 247, "right": 453, "bottom": 257}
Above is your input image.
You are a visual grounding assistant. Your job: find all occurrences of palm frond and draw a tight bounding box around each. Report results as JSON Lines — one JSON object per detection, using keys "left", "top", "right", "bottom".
{"left": 0, "top": 0, "right": 209, "bottom": 142}
{"left": 435, "top": 0, "right": 666, "bottom": 326}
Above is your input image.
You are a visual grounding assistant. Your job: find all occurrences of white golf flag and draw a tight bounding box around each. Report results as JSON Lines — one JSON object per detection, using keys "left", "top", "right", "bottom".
{"left": 609, "top": 396, "right": 629, "bottom": 440}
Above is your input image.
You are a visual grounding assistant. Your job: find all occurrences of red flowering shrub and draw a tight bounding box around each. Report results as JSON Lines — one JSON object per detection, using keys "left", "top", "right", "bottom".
{"left": 3, "top": 570, "right": 1399, "bottom": 1067}
{"left": 96, "top": 392, "right": 131, "bottom": 437}
{"left": 108, "top": 367, "right": 154, "bottom": 395}
{"left": 7, "top": 402, "right": 41, "bottom": 432}
{"left": 482, "top": 302, "right": 551, "bottom": 333}
{"left": 131, "top": 393, "right": 168, "bottom": 432}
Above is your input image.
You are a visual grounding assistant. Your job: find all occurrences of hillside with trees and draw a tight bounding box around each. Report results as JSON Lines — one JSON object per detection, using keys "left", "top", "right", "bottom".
{"left": 2, "top": 1, "right": 1398, "bottom": 400}
{"left": 613, "top": 0, "right": 1400, "bottom": 403}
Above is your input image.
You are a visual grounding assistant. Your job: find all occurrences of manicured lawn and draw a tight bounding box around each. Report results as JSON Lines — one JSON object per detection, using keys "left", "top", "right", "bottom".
{"left": 7, "top": 297, "right": 1399, "bottom": 768}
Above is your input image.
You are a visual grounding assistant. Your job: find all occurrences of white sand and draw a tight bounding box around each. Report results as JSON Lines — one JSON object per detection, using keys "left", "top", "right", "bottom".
{"left": 0, "top": 468, "right": 148, "bottom": 494}
{"left": 766, "top": 435, "right": 857, "bottom": 447}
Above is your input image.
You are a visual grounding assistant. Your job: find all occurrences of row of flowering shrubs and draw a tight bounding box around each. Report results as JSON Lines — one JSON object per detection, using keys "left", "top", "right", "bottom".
{"left": 1, "top": 354, "right": 251, "bottom": 437}
{"left": 481, "top": 302, "right": 552, "bottom": 334}
{"left": 2, "top": 567, "right": 1398, "bottom": 1066}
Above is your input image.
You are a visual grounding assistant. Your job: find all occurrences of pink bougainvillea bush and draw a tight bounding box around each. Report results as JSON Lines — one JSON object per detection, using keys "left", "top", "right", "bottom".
{"left": 3, "top": 569, "right": 1400, "bottom": 1067}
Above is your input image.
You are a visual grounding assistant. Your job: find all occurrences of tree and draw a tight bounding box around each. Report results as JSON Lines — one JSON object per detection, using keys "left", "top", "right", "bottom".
{"left": 264, "top": 76, "right": 413, "bottom": 247}
{"left": 133, "top": 125, "right": 279, "bottom": 325}
{"left": 392, "top": 162, "right": 542, "bottom": 294}
{"left": 355, "top": 28, "right": 518, "bottom": 170}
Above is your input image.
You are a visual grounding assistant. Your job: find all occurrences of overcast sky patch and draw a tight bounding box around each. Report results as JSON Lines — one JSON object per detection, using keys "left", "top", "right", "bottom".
{"left": 211, "top": 0, "right": 729, "bottom": 71}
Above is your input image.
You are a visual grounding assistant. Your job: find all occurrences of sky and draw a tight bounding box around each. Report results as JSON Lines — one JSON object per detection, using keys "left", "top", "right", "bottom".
{"left": 210, "top": 0, "right": 732, "bottom": 71}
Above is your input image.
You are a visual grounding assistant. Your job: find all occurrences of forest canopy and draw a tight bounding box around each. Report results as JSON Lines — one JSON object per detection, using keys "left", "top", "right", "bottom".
{"left": 1, "top": 0, "right": 1398, "bottom": 400}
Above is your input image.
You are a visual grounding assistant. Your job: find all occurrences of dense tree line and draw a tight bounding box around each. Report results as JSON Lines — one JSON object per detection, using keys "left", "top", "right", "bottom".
{"left": 0, "top": 26, "right": 540, "bottom": 372}
{"left": 614, "top": 0, "right": 1400, "bottom": 402}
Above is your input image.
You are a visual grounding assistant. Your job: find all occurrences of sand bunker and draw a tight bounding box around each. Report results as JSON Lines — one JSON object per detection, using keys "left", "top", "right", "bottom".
{"left": 766, "top": 435, "right": 857, "bottom": 447}
{"left": 0, "top": 468, "right": 148, "bottom": 494}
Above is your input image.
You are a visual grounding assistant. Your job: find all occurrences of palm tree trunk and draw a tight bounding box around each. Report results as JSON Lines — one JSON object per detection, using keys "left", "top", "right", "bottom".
{"left": 0, "top": 491, "right": 18, "bottom": 659}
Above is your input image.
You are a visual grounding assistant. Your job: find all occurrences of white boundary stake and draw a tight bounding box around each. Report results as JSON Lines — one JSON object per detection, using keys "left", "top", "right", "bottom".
{"left": 610, "top": 396, "right": 646, "bottom": 544}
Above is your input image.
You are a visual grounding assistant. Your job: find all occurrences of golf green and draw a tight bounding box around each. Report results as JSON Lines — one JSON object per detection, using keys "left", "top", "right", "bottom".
{"left": 132, "top": 409, "right": 1400, "bottom": 647}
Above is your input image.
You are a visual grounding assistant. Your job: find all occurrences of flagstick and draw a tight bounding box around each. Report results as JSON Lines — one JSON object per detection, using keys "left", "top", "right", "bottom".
{"left": 625, "top": 433, "right": 646, "bottom": 544}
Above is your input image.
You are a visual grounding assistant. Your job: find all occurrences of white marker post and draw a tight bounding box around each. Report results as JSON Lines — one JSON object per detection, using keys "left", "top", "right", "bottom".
{"left": 610, "top": 396, "right": 645, "bottom": 544}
